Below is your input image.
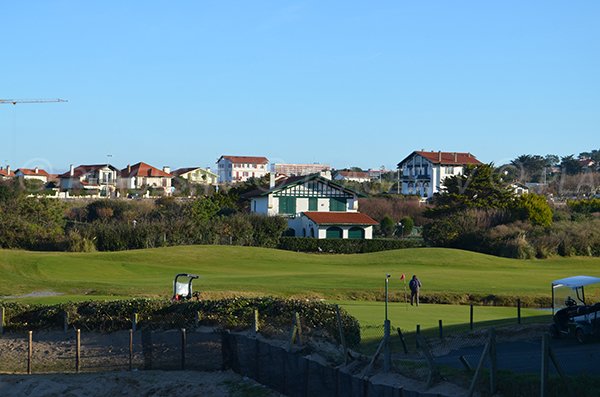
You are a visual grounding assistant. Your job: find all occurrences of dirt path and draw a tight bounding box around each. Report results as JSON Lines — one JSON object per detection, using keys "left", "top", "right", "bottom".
{"left": 0, "top": 370, "right": 280, "bottom": 397}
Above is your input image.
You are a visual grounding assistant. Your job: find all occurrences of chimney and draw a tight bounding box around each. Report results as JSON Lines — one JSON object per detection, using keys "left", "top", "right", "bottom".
{"left": 269, "top": 172, "right": 275, "bottom": 189}
{"left": 35, "top": 166, "right": 39, "bottom": 174}
{"left": 163, "top": 166, "right": 171, "bottom": 174}
{"left": 438, "top": 151, "right": 442, "bottom": 162}
{"left": 319, "top": 170, "right": 332, "bottom": 180}
{"left": 127, "top": 164, "right": 131, "bottom": 174}
{"left": 6, "top": 165, "right": 10, "bottom": 174}
{"left": 454, "top": 152, "right": 458, "bottom": 162}
{"left": 69, "top": 164, "right": 74, "bottom": 177}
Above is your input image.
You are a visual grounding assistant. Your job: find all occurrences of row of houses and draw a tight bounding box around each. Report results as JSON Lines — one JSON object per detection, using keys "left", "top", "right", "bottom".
{"left": 1, "top": 150, "right": 485, "bottom": 240}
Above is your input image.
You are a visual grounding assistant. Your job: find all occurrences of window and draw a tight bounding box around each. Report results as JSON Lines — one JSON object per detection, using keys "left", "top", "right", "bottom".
{"left": 278, "top": 197, "right": 296, "bottom": 214}
{"left": 329, "top": 198, "right": 346, "bottom": 211}
{"left": 309, "top": 197, "right": 318, "bottom": 211}
{"left": 326, "top": 227, "right": 343, "bottom": 239}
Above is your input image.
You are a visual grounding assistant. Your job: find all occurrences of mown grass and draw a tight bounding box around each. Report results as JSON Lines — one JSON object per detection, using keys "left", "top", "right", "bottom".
{"left": 1, "top": 245, "right": 599, "bottom": 302}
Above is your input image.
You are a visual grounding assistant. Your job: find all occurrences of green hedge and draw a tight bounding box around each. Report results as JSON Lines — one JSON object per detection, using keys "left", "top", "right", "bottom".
{"left": 278, "top": 237, "right": 424, "bottom": 254}
{"left": 0, "top": 297, "right": 360, "bottom": 347}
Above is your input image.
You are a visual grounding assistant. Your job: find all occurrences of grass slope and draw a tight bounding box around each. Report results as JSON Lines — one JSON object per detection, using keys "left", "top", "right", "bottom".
{"left": 1, "top": 246, "right": 599, "bottom": 302}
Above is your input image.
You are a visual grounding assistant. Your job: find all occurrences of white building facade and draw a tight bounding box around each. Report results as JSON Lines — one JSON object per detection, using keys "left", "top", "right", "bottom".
{"left": 60, "top": 164, "right": 119, "bottom": 196}
{"left": 217, "top": 155, "right": 269, "bottom": 183}
{"left": 397, "top": 151, "right": 482, "bottom": 198}
{"left": 247, "top": 174, "right": 377, "bottom": 239}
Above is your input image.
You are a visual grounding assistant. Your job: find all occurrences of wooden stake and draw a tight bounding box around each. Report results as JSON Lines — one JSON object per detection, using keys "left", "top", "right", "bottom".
{"left": 517, "top": 299, "right": 522, "bottom": 324}
{"left": 75, "top": 329, "right": 81, "bottom": 373}
{"left": 415, "top": 324, "right": 421, "bottom": 349}
{"left": 396, "top": 328, "right": 408, "bottom": 354}
{"left": 295, "top": 312, "right": 303, "bottom": 345}
{"left": 27, "top": 331, "right": 33, "bottom": 374}
{"left": 438, "top": 319, "right": 443, "bottom": 340}
{"left": 253, "top": 309, "right": 259, "bottom": 336}
{"left": 0, "top": 307, "right": 4, "bottom": 335}
{"left": 181, "top": 328, "right": 186, "bottom": 370}
{"left": 129, "top": 329, "right": 133, "bottom": 371}
{"left": 335, "top": 306, "right": 348, "bottom": 362}
{"left": 470, "top": 304, "right": 474, "bottom": 330}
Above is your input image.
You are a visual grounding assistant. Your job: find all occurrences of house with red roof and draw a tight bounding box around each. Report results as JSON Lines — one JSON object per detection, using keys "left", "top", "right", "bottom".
{"left": 15, "top": 167, "right": 50, "bottom": 183}
{"left": 217, "top": 155, "right": 269, "bottom": 183}
{"left": 59, "top": 164, "right": 119, "bottom": 196}
{"left": 397, "top": 150, "right": 482, "bottom": 198}
{"left": 120, "top": 162, "right": 173, "bottom": 194}
{"left": 245, "top": 173, "right": 377, "bottom": 239}
{"left": 0, "top": 165, "right": 14, "bottom": 180}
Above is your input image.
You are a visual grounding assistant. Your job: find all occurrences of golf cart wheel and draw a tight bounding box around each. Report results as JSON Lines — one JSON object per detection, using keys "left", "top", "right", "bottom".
{"left": 576, "top": 328, "right": 587, "bottom": 344}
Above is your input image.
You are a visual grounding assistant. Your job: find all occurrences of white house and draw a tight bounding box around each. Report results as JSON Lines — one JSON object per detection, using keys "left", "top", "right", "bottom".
{"left": 120, "top": 162, "right": 173, "bottom": 194}
{"left": 246, "top": 173, "right": 377, "bottom": 239}
{"left": 217, "top": 155, "right": 269, "bottom": 183}
{"left": 272, "top": 163, "right": 331, "bottom": 177}
{"left": 59, "top": 164, "right": 119, "bottom": 196}
{"left": 333, "top": 170, "right": 371, "bottom": 183}
{"left": 172, "top": 167, "right": 218, "bottom": 185}
{"left": 511, "top": 182, "right": 530, "bottom": 196}
{"left": 397, "top": 151, "right": 482, "bottom": 198}
{"left": 15, "top": 167, "right": 50, "bottom": 183}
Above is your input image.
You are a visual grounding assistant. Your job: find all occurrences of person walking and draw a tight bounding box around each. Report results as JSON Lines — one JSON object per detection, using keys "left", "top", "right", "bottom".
{"left": 409, "top": 275, "right": 422, "bottom": 306}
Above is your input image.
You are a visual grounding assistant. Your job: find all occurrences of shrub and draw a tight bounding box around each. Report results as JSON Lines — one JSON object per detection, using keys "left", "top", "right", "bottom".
{"left": 278, "top": 237, "right": 423, "bottom": 254}
{"left": 0, "top": 298, "right": 361, "bottom": 347}
{"left": 398, "top": 216, "right": 414, "bottom": 237}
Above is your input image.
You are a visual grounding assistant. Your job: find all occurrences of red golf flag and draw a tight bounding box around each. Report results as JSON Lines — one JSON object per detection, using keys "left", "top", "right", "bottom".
{"left": 400, "top": 273, "right": 405, "bottom": 281}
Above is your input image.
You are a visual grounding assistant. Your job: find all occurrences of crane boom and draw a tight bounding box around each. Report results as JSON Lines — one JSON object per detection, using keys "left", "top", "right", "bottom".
{"left": 0, "top": 98, "right": 67, "bottom": 105}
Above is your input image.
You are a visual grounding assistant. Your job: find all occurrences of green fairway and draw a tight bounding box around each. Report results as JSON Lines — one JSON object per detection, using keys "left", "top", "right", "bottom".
{"left": 1, "top": 245, "right": 600, "bottom": 302}
{"left": 337, "top": 301, "right": 551, "bottom": 351}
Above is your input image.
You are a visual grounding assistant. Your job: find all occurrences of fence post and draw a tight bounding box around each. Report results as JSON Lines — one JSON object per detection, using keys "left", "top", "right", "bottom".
{"left": 470, "top": 304, "right": 474, "bottom": 330}
{"left": 0, "top": 306, "right": 4, "bottom": 334}
{"left": 517, "top": 299, "right": 522, "bottom": 324}
{"left": 63, "top": 312, "right": 69, "bottom": 333}
{"left": 383, "top": 319, "right": 391, "bottom": 372}
{"left": 335, "top": 306, "right": 348, "bottom": 363}
{"left": 295, "top": 312, "right": 303, "bottom": 345}
{"left": 181, "top": 328, "right": 187, "bottom": 370}
{"left": 541, "top": 333, "right": 549, "bottom": 397}
{"left": 195, "top": 311, "right": 201, "bottom": 327}
{"left": 396, "top": 328, "right": 409, "bottom": 354}
{"left": 75, "top": 329, "right": 81, "bottom": 373}
{"left": 131, "top": 312, "right": 138, "bottom": 332}
{"left": 438, "top": 320, "right": 443, "bottom": 340}
{"left": 489, "top": 328, "right": 497, "bottom": 395}
{"left": 253, "top": 309, "right": 259, "bottom": 336}
{"left": 27, "top": 331, "right": 33, "bottom": 374}
{"left": 415, "top": 324, "right": 421, "bottom": 349}
{"left": 129, "top": 329, "right": 133, "bottom": 371}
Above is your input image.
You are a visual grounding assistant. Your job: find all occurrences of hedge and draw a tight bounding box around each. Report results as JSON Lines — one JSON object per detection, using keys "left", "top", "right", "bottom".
{"left": 0, "top": 297, "right": 361, "bottom": 347}
{"left": 278, "top": 237, "right": 424, "bottom": 254}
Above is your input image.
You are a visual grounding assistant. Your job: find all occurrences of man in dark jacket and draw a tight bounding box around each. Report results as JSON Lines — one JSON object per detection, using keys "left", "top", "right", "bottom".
{"left": 409, "top": 275, "right": 422, "bottom": 306}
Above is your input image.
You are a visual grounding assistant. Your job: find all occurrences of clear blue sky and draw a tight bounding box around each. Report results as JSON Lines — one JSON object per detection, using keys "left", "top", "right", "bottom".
{"left": 1, "top": 1, "right": 598, "bottom": 173}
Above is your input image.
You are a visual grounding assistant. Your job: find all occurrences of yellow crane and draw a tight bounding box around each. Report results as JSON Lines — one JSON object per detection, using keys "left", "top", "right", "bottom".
{"left": 0, "top": 98, "right": 67, "bottom": 105}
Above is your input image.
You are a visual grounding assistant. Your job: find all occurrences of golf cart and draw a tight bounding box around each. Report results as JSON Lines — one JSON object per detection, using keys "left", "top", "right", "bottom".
{"left": 550, "top": 275, "right": 600, "bottom": 343}
{"left": 172, "top": 273, "right": 200, "bottom": 301}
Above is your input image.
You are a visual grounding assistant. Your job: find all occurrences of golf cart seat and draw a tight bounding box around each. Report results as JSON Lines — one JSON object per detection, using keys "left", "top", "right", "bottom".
{"left": 172, "top": 273, "right": 199, "bottom": 301}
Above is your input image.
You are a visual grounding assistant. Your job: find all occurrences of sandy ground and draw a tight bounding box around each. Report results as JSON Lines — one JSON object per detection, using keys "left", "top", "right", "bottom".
{"left": 0, "top": 370, "right": 281, "bottom": 397}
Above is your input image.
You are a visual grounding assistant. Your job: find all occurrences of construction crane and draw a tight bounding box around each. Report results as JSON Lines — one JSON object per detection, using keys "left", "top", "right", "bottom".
{"left": 1, "top": 98, "right": 67, "bottom": 105}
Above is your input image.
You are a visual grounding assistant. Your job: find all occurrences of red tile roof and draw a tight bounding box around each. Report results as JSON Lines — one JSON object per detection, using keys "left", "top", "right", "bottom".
{"left": 16, "top": 168, "right": 50, "bottom": 177}
{"left": 218, "top": 155, "right": 269, "bottom": 164}
{"left": 0, "top": 169, "right": 14, "bottom": 177}
{"left": 335, "top": 170, "right": 370, "bottom": 179}
{"left": 121, "top": 162, "right": 172, "bottom": 178}
{"left": 398, "top": 151, "right": 482, "bottom": 166}
{"left": 59, "top": 164, "right": 114, "bottom": 178}
{"left": 302, "top": 212, "right": 378, "bottom": 225}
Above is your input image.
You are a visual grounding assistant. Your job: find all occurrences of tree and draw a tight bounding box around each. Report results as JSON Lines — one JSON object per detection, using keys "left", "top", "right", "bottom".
{"left": 560, "top": 155, "right": 582, "bottom": 175}
{"left": 428, "top": 164, "right": 515, "bottom": 217}
{"left": 380, "top": 216, "right": 395, "bottom": 237}
{"left": 510, "top": 154, "right": 547, "bottom": 182}
{"left": 398, "top": 216, "right": 414, "bottom": 237}
{"left": 511, "top": 193, "right": 553, "bottom": 227}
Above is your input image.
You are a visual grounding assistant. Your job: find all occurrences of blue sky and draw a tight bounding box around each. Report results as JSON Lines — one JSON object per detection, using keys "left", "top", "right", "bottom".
{"left": 1, "top": 1, "right": 599, "bottom": 172}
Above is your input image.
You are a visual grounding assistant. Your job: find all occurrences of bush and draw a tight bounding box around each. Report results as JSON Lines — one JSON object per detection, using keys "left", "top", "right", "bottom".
{"left": 278, "top": 237, "right": 423, "bottom": 254}
{"left": 0, "top": 298, "right": 361, "bottom": 347}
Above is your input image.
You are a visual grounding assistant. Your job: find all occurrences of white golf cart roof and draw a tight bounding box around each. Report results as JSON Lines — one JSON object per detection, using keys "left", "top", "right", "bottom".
{"left": 552, "top": 275, "right": 600, "bottom": 289}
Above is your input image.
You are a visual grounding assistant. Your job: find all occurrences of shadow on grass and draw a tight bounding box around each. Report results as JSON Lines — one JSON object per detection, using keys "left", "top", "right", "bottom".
{"left": 357, "top": 314, "right": 551, "bottom": 355}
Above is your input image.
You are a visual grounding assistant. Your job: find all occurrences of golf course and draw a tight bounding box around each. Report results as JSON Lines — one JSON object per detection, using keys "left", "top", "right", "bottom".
{"left": 1, "top": 245, "right": 598, "bottom": 340}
